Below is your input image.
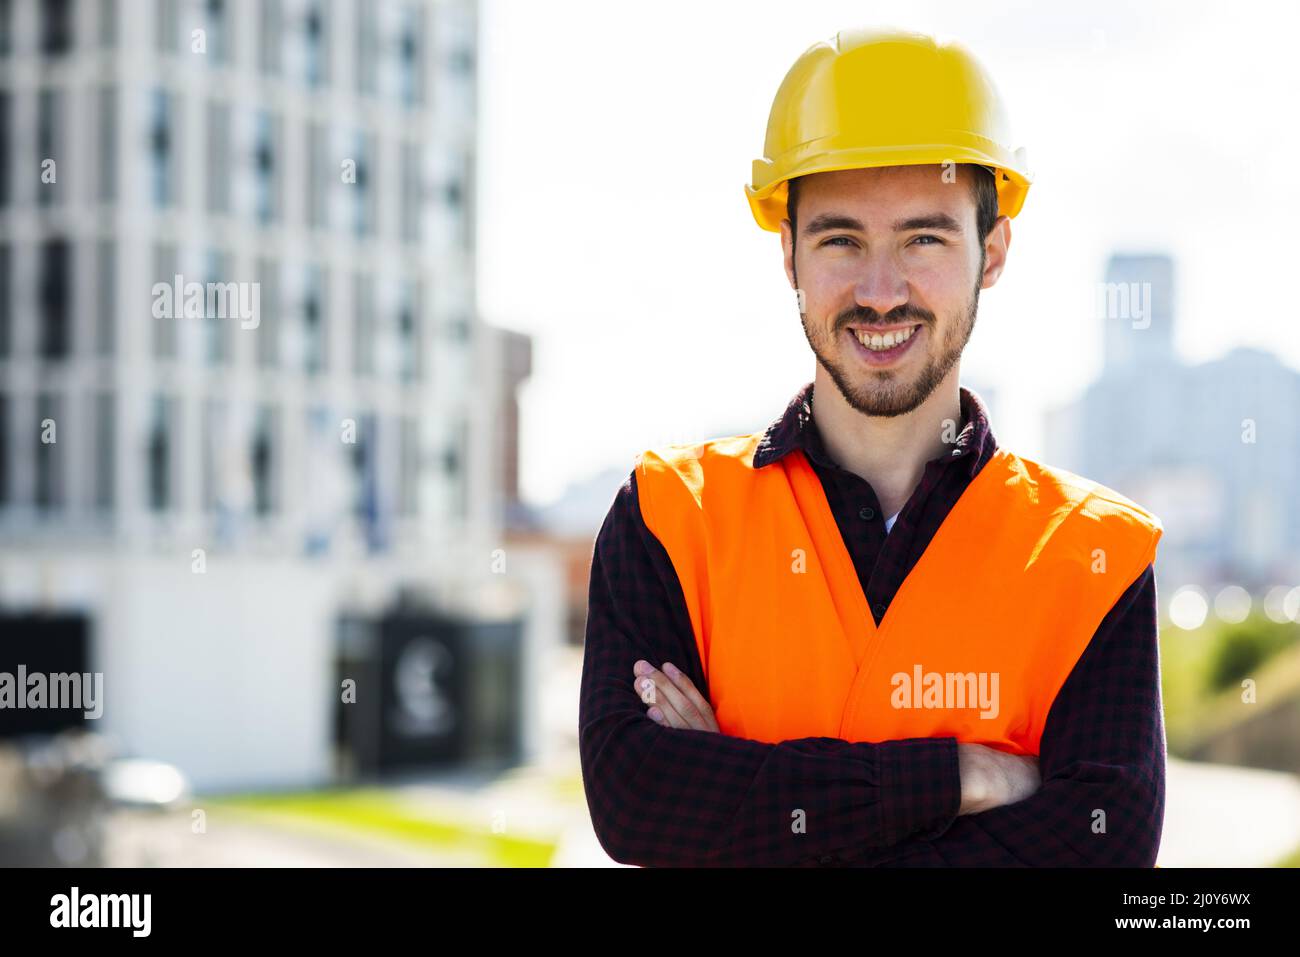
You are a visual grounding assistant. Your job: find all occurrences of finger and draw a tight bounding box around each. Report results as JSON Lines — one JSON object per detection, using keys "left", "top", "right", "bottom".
{"left": 633, "top": 673, "right": 677, "bottom": 715}
{"left": 662, "top": 662, "right": 719, "bottom": 732}
{"left": 631, "top": 673, "right": 685, "bottom": 726}
{"left": 636, "top": 666, "right": 707, "bottom": 730}
{"left": 634, "top": 673, "right": 659, "bottom": 707}
{"left": 632, "top": 675, "right": 687, "bottom": 728}
{"left": 632, "top": 670, "right": 704, "bottom": 731}
{"left": 650, "top": 698, "right": 690, "bottom": 730}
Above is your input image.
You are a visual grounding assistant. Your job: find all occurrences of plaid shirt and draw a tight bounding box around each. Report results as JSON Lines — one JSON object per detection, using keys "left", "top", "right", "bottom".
{"left": 579, "top": 381, "right": 1165, "bottom": 866}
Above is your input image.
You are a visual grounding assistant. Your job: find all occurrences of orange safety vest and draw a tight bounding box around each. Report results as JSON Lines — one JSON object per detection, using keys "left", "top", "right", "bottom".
{"left": 635, "top": 435, "right": 1163, "bottom": 758}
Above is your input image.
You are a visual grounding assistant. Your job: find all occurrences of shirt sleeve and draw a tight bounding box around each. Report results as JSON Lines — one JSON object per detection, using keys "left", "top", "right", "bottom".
{"left": 842, "top": 563, "right": 1166, "bottom": 867}
{"left": 578, "top": 468, "right": 962, "bottom": 867}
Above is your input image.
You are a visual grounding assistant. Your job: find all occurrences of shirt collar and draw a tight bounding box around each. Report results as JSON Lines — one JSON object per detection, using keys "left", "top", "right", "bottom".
{"left": 752, "top": 381, "right": 997, "bottom": 478}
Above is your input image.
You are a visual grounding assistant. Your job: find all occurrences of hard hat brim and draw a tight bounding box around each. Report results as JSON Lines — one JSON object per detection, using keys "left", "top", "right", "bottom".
{"left": 745, "top": 145, "right": 1032, "bottom": 232}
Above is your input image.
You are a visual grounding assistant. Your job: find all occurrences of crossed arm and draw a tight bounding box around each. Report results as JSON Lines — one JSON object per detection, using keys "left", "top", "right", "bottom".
{"left": 845, "top": 562, "right": 1166, "bottom": 867}
{"left": 578, "top": 470, "right": 1166, "bottom": 867}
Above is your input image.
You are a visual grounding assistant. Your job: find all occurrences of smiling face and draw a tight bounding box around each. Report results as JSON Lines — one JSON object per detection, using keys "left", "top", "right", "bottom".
{"left": 780, "top": 164, "right": 1010, "bottom": 418}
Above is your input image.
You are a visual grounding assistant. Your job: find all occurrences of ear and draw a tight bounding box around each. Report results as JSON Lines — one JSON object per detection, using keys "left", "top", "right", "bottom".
{"left": 780, "top": 219, "right": 797, "bottom": 289}
{"left": 979, "top": 215, "right": 1011, "bottom": 289}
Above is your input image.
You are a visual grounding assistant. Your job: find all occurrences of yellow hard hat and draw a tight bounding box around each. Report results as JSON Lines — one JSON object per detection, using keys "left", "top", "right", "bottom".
{"left": 745, "top": 28, "right": 1032, "bottom": 232}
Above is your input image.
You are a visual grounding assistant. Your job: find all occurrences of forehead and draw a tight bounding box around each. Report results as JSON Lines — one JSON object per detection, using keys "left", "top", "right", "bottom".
{"left": 796, "top": 164, "right": 974, "bottom": 223}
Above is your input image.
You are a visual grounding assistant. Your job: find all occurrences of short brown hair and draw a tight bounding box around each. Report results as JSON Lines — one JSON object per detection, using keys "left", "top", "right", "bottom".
{"left": 786, "top": 164, "right": 999, "bottom": 246}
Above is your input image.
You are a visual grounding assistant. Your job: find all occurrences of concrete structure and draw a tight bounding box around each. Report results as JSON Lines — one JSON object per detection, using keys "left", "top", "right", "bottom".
{"left": 0, "top": 0, "right": 561, "bottom": 791}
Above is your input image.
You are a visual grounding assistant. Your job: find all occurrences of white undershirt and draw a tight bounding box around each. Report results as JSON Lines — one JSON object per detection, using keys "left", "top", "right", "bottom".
{"left": 884, "top": 511, "right": 900, "bottom": 534}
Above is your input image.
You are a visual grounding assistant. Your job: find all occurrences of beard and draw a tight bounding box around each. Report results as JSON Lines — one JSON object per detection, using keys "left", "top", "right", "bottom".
{"left": 800, "top": 274, "right": 981, "bottom": 419}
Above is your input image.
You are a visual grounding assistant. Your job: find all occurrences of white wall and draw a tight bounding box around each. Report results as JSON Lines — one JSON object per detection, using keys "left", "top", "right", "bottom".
{"left": 0, "top": 544, "right": 565, "bottom": 793}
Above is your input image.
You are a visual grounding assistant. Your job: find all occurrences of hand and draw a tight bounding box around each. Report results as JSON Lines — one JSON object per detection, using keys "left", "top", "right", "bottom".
{"left": 631, "top": 659, "right": 719, "bottom": 733}
{"left": 956, "top": 743, "right": 1041, "bottom": 815}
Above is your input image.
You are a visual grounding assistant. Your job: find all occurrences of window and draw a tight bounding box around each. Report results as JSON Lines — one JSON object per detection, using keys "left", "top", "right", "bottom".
{"left": 151, "top": 244, "right": 178, "bottom": 358}
{"left": 398, "top": 4, "right": 424, "bottom": 106}
{"left": 200, "top": 398, "right": 223, "bottom": 512}
{"left": 353, "top": 272, "right": 373, "bottom": 376}
{"left": 451, "top": 312, "right": 472, "bottom": 343}
{"left": 399, "top": 416, "right": 417, "bottom": 515}
{"left": 37, "top": 89, "right": 63, "bottom": 207}
{"left": 306, "top": 120, "right": 327, "bottom": 229}
{"left": 147, "top": 393, "right": 173, "bottom": 512}
{"left": 400, "top": 141, "right": 421, "bottom": 244}
{"left": 40, "top": 240, "right": 71, "bottom": 360}
{"left": 96, "top": 241, "right": 116, "bottom": 356}
{"left": 251, "top": 403, "right": 277, "bottom": 515}
{"left": 253, "top": 110, "right": 279, "bottom": 223}
{"left": 256, "top": 257, "right": 280, "bottom": 368}
{"left": 156, "top": 0, "right": 177, "bottom": 53}
{"left": 0, "top": 392, "right": 8, "bottom": 505}
{"left": 351, "top": 130, "right": 374, "bottom": 236}
{"left": 0, "top": 0, "right": 12, "bottom": 57}
{"left": 42, "top": 0, "right": 73, "bottom": 55}
{"left": 94, "top": 392, "right": 114, "bottom": 509}
{"left": 259, "top": 0, "right": 281, "bottom": 74}
{"left": 206, "top": 101, "right": 231, "bottom": 213}
{"left": 203, "top": 248, "right": 232, "bottom": 365}
{"left": 302, "top": 405, "right": 335, "bottom": 553}
{"left": 100, "top": 0, "right": 118, "bottom": 49}
{"left": 449, "top": 150, "right": 474, "bottom": 249}
{"left": 451, "top": 46, "right": 474, "bottom": 78}
{"left": 35, "top": 393, "right": 64, "bottom": 510}
{"left": 149, "top": 88, "right": 175, "bottom": 208}
{"left": 302, "top": 264, "right": 325, "bottom": 375}
{"left": 205, "top": 0, "right": 229, "bottom": 64}
{"left": 449, "top": 414, "right": 468, "bottom": 520}
{"left": 396, "top": 280, "right": 418, "bottom": 382}
{"left": 98, "top": 86, "right": 117, "bottom": 203}
{"left": 350, "top": 411, "right": 376, "bottom": 520}
{"left": 0, "top": 243, "right": 9, "bottom": 358}
{"left": 303, "top": 0, "right": 325, "bottom": 86}
{"left": 0, "top": 92, "right": 10, "bottom": 206}
{"left": 356, "top": 6, "right": 377, "bottom": 95}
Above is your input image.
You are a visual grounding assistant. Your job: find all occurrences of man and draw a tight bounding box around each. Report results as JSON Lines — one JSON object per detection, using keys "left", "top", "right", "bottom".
{"left": 578, "top": 28, "right": 1165, "bottom": 867}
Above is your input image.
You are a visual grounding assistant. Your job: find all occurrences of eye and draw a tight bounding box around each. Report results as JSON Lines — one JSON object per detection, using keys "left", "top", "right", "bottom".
{"left": 820, "top": 236, "right": 857, "bottom": 247}
{"left": 910, "top": 235, "right": 944, "bottom": 246}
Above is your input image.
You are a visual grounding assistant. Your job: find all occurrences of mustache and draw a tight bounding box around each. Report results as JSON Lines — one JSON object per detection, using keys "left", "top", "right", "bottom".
{"left": 836, "top": 307, "right": 933, "bottom": 329}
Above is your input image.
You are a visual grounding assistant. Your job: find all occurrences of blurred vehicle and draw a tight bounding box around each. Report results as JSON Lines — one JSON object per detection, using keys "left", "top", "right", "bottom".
{"left": 0, "top": 730, "right": 188, "bottom": 866}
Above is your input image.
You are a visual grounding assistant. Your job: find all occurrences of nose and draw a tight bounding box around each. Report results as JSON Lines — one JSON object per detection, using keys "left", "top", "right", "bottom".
{"left": 852, "top": 256, "right": 910, "bottom": 319}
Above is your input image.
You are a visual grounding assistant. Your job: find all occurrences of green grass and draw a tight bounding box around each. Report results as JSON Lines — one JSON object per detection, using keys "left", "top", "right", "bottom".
{"left": 548, "top": 770, "right": 586, "bottom": 801}
{"left": 1274, "top": 844, "right": 1300, "bottom": 868}
{"left": 207, "top": 788, "right": 557, "bottom": 867}
{"left": 1159, "top": 613, "right": 1300, "bottom": 755}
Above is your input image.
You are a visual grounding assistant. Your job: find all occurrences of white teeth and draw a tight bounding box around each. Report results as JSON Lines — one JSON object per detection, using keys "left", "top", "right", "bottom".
{"left": 854, "top": 325, "right": 917, "bottom": 351}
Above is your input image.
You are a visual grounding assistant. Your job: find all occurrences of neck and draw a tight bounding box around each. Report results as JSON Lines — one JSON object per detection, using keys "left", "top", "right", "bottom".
{"left": 810, "top": 364, "right": 964, "bottom": 519}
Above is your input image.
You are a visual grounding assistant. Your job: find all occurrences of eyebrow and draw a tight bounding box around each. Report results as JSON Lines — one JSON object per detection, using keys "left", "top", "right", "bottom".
{"left": 802, "top": 212, "right": 964, "bottom": 235}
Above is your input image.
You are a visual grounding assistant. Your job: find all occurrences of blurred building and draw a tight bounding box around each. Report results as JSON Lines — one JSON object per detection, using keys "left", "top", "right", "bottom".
{"left": 490, "top": 323, "right": 535, "bottom": 533}
{"left": 1046, "top": 253, "right": 1300, "bottom": 590}
{"left": 0, "top": 0, "right": 562, "bottom": 790}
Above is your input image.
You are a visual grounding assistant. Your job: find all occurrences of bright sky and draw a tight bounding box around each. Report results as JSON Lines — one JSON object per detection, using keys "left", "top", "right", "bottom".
{"left": 478, "top": 0, "right": 1300, "bottom": 507}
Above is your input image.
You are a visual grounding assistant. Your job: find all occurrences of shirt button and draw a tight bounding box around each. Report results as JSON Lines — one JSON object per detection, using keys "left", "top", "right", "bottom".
{"left": 873, "top": 602, "right": 886, "bottom": 617}
{"left": 858, "top": 506, "right": 875, "bottom": 520}
{"left": 819, "top": 854, "right": 835, "bottom": 864}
